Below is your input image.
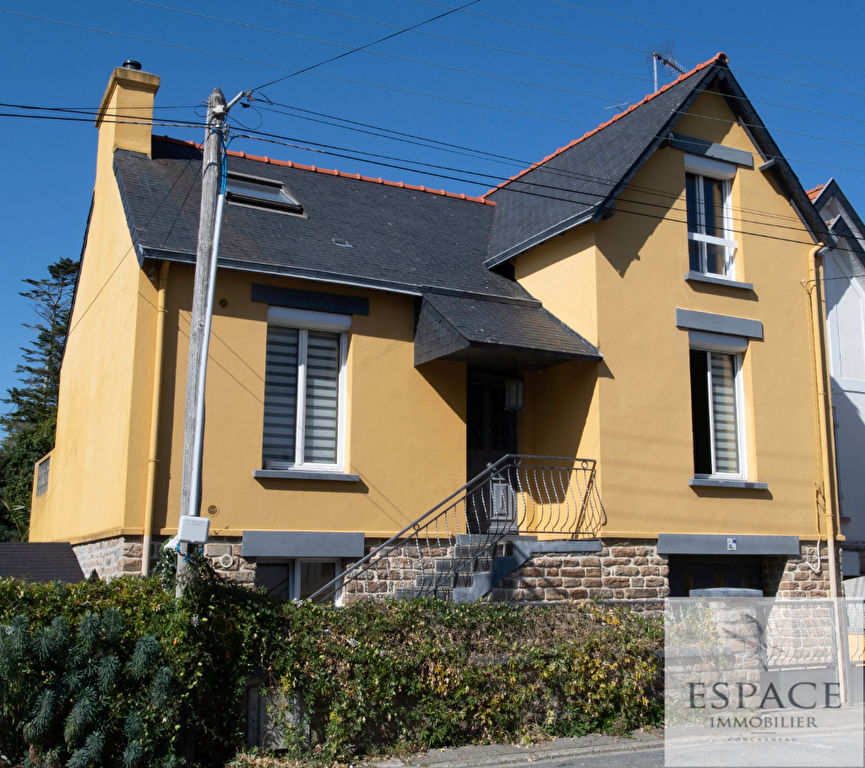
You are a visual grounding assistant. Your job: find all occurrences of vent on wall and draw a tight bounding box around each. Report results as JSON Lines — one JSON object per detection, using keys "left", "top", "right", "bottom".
{"left": 226, "top": 172, "right": 303, "bottom": 215}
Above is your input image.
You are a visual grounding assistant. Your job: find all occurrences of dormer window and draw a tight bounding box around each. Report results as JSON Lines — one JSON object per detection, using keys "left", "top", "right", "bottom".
{"left": 226, "top": 172, "right": 303, "bottom": 215}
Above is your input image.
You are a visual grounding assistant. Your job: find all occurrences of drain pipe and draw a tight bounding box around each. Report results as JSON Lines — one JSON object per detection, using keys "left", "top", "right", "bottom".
{"left": 807, "top": 244, "right": 840, "bottom": 598}
{"left": 142, "top": 261, "right": 170, "bottom": 576}
{"left": 807, "top": 243, "right": 847, "bottom": 702}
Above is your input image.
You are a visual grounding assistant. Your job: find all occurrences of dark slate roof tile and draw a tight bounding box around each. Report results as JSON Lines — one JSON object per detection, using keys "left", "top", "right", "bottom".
{"left": 115, "top": 139, "right": 529, "bottom": 302}
{"left": 484, "top": 55, "right": 727, "bottom": 265}
{"left": 0, "top": 543, "right": 85, "bottom": 583}
{"left": 416, "top": 293, "right": 600, "bottom": 368}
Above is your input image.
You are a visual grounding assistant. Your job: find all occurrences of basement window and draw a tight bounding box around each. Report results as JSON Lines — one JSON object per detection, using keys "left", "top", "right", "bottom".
{"left": 226, "top": 172, "right": 303, "bottom": 214}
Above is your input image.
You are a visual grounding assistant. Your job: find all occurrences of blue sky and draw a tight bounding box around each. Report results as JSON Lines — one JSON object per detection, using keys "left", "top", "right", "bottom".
{"left": 1, "top": 0, "right": 864, "bottom": 420}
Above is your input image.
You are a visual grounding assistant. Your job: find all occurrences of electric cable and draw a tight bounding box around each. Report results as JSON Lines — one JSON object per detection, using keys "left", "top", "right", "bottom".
{"left": 248, "top": 0, "right": 480, "bottom": 92}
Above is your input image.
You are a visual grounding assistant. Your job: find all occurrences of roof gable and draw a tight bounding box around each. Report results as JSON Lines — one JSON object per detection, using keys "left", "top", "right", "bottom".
{"left": 484, "top": 53, "right": 828, "bottom": 267}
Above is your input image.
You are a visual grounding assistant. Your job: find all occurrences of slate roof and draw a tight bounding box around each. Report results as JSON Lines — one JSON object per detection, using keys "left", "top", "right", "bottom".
{"left": 114, "top": 137, "right": 600, "bottom": 366}
{"left": 0, "top": 542, "right": 85, "bottom": 583}
{"left": 415, "top": 293, "right": 600, "bottom": 369}
{"left": 484, "top": 53, "right": 829, "bottom": 266}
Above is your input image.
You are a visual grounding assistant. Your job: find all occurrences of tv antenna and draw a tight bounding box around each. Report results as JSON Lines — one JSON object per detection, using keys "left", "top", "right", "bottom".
{"left": 649, "top": 46, "right": 685, "bottom": 91}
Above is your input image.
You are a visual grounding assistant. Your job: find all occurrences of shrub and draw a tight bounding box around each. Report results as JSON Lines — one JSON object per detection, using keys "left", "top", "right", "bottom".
{"left": 275, "top": 599, "right": 663, "bottom": 763}
{"left": 0, "top": 571, "right": 663, "bottom": 766}
{"left": 0, "top": 566, "right": 281, "bottom": 767}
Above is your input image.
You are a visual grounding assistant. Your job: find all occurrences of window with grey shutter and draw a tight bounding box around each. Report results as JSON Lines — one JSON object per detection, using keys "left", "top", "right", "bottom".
{"left": 709, "top": 352, "right": 739, "bottom": 474}
{"left": 262, "top": 326, "right": 299, "bottom": 466}
{"left": 689, "top": 349, "right": 743, "bottom": 478}
{"left": 262, "top": 315, "right": 346, "bottom": 470}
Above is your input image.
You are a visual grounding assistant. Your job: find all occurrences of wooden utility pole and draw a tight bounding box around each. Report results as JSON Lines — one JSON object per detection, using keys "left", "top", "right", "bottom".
{"left": 177, "top": 87, "right": 226, "bottom": 593}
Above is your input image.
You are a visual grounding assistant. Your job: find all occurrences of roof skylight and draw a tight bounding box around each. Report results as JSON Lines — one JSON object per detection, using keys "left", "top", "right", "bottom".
{"left": 226, "top": 172, "right": 303, "bottom": 214}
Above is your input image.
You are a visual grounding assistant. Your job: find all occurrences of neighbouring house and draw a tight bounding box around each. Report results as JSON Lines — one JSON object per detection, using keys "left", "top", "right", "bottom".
{"left": 29, "top": 53, "right": 843, "bottom": 602}
{"left": 809, "top": 180, "right": 865, "bottom": 579}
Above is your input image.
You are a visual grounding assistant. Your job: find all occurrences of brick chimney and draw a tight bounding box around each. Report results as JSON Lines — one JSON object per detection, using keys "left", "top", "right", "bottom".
{"left": 95, "top": 61, "right": 160, "bottom": 167}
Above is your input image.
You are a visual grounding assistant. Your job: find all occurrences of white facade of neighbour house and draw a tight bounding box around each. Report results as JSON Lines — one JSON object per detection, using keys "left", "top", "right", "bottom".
{"left": 811, "top": 180, "right": 865, "bottom": 578}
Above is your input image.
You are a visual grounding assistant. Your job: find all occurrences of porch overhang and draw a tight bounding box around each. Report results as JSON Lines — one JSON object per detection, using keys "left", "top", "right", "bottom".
{"left": 414, "top": 293, "right": 601, "bottom": 370}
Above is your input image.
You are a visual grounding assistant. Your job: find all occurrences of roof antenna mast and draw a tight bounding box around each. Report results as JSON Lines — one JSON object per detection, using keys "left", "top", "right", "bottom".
{"left": 650, "top": 46, "right": 685, "bottom": 91}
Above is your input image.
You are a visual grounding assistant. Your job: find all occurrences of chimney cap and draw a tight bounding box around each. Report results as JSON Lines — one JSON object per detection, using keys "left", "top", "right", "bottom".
{"left": 122, "top": 60, "right": 142, "bottom": 71}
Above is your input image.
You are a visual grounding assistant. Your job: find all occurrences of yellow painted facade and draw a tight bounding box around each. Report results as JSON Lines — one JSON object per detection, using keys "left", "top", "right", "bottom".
{"left": 151, "top": 267, "right": 466, "bottom": 538}
{"left": 30, "top": 66, "right": 833, "bottom": 561}
{"left": 514, "top": 91, "right": 825, "bottom": 540}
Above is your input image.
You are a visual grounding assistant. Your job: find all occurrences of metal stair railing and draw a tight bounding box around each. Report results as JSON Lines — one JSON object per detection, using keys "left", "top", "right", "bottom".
{"left": 306, "top": 454, "right": 605, "bottom": 605}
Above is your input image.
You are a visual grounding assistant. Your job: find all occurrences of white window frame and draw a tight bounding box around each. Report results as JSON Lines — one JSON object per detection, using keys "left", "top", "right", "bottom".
{"left": 264, "top": 306, "right": 349, "bottom": 472}
{"left": 690, "top": 333, "right": 748, "bottom": 481}
{"left": 291, "top": 558, "right": 342, "bottom": 603}
{"left": 685, "top": 154, "right": 738, "bottom": 279}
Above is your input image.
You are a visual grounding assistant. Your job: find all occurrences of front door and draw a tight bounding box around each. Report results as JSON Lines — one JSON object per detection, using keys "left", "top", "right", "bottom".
{"left": 466, "top": 373, "right": 518, "bottom": 532}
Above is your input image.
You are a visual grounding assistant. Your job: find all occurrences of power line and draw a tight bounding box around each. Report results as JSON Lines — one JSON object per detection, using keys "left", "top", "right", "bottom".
{"left": 249, "top": 0, "right": 480, "bottom": 92}
{"left": 0, "top": 8, "right": 293, "bottom": 70}
{"left": 0, "top": 111, "right": 202, "bottom": 131}
{"left": 228, "top": 122, "right": 826, "bottom": 241}
{"left": 255, "top": 101, "right": 804, "bottom": 226}
{"left": 408, "top": 0, "right": 865, "bottom": 101}
{"left": 547, "top": 0, "right": 865, "bottom": 76}
{"left": 234, "top": 131, "right": 844, "bottom": 252}
{"left": 263, "top": 0, "right": 865, "bottom": 124}
{"left": 291, "top": 69, "right": 865, "bottom": 175}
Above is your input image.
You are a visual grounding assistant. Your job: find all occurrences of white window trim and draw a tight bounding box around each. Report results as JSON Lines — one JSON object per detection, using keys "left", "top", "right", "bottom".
{"left": 691, "top": 339, "right": 748, "bottom": 482}
{"left": 291, "top": 558, "right": 343, "bottom": 604}
{"left": 265, "top": 307, "right": 349, "bottom": 473}
{"left": 685, "top": 154, "right": 738, "bottom": 280}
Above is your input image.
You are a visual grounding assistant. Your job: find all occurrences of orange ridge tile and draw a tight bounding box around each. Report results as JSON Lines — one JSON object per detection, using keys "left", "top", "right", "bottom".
{"left": 806, "top": 184, "right": 825, "bottom": 202}
{"left": 482, "top": 52, "right": 728, "bottom": 199}
{"left": 155, "top": 135, "right": 495, "bottom": 206}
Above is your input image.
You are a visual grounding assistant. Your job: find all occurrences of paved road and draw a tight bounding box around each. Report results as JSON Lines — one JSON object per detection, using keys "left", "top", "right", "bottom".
{"left": 368, "top": 731, "right": 664, "bottom": 767}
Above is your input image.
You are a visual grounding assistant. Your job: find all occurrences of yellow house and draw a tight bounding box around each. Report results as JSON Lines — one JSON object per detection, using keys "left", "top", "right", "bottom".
{"left": 30, "top": 54, "right": 841, "bottom": 602}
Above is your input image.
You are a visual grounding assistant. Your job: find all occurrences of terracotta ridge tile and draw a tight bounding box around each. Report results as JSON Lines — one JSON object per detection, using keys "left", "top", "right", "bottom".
{"left": 807, "top": 183, "right": 825, "bottom": 202}
{"left": 481, "top": 52, "right": 728, "bottom": 199}
{"left": 153, "top": 135, "right": 495, "bottom": 206}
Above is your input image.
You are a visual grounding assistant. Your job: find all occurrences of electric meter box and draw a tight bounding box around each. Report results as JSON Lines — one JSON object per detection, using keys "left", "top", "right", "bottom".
{"left": 177, "top": 515, "right": 210, "bottom": 544}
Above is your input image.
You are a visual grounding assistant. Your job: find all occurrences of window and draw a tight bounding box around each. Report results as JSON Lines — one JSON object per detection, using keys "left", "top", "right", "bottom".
{"left": 262, "top": 307, "right": 348, "bottom": 471}
{"left": 685, "top": 155, "right": 737, "bottom": 278}
{"left": 689, "top": 347, "right": 745, "bottom": 479}
{"left": 35, "top": 456, "right": 50, "bottom": 497}
{"left": 254, "top": 559, "right": 340, "bottom": 602}
{"left": 226, "top": 172, "right": 302, "bottom": 215}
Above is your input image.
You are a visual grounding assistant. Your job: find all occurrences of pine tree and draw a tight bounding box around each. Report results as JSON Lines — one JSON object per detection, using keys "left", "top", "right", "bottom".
{"left": 0, "top": 257, "right": 78, "bottom": 540}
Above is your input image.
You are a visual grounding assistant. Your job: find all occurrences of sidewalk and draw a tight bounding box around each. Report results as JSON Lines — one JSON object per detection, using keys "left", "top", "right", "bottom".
{"left": 367, "top": 730, "right": 663, "bottom": 767}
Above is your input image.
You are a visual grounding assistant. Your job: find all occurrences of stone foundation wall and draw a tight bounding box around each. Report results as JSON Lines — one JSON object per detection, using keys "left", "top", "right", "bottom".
{"left": 342, "top": 539, "right": 450, "bottom": 601}
{"left": 493, "top": 540, "right": 670, "bottom": 602}
{"left": 203, "top": 540, "right": 256, "bottom": 586}
{"left": 73, "top": 536, "right": 143, "bottom": 581}
{"left": 764, "top": 542, "right": 834, "bottom": 598}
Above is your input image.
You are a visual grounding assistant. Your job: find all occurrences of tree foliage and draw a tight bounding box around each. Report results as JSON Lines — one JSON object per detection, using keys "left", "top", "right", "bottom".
{"left": 0, "top": 257, "right": 78, "bottom": 540}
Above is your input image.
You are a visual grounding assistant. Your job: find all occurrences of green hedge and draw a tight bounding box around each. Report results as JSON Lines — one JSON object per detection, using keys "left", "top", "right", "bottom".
{"left": 0, "top": 568, "right": 662, "bottom": 766}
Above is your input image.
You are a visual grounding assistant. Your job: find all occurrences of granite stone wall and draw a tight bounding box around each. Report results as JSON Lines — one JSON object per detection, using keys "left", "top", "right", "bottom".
{"left": 492, "top": 539, "right": 669, "bottom": 602}
{"left": 202, "top": 540, "right": 256, "bottom": 585}
{"left": 764, "top": 542, "right": 834, "bottom": 598}
{"left": 73, "top": 536, "right": 143, "bottom": 581}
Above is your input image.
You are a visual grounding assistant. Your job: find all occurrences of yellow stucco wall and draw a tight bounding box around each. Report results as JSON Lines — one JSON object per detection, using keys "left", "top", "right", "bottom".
{"left": 152, "top": 267, "right": 466, "bottom": 538}
{"left": 513, "top": 91, "right": 823, "bottom": 540}
{"left": 29, "top": 133, "right": 159, "bottom": 543}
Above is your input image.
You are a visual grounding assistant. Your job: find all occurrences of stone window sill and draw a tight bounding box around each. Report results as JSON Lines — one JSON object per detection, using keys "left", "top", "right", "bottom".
{"left": 689, "top": 477, "right": 768, "bottom": 490}
{"left": 253, "top": 469, "right": 361, "bottom": 482}
{"left": 685, "top": 271, "right": 754, "bottom": 291}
